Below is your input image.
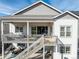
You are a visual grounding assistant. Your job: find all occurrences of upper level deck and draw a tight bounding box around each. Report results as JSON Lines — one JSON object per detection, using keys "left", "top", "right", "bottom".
{"left": 2, "top": 34, "right": 57, "bottom": 45}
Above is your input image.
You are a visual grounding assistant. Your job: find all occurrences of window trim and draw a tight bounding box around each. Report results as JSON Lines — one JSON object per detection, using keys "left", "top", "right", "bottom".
{"left": 31, "top": 26, "right": 37, "bottom": 35}
{"left": 15, "top": 26, "right": 23, "bottom": 33}
{"left": 60, "top": 44, "right": 71, "bottom": 54}
{"left": 60, "top": 25, "right": 72, "bottom": 38}
{"left": 60, "top": 26, "right": 65, "bottom": 37}
{"left": 31, "top": 26, "right": 48, "bottom": 35}
{"left": 66, "top": 26, "right": 71, "bottom": 37}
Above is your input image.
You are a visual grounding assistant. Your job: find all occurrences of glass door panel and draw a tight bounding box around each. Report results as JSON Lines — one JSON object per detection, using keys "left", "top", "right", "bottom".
{"left": 31, "top": 26, "right": 48, "bottom": 35}
{"left": 37, "top": 26, "right": 48, "bottom": 35}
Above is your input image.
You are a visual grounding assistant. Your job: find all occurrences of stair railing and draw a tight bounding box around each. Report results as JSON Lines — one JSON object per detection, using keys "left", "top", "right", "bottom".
{"left": 14, "top": 35, "right": 44, "bottom": 59}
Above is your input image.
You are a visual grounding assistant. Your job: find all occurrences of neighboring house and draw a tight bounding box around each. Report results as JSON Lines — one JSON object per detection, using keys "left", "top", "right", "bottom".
{"left": 1, "top": 1, "right": 79, "bottom": 59}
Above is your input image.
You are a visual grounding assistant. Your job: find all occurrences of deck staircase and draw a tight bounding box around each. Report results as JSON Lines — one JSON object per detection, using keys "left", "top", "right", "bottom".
{"left": 14, "top": 35, "right": 45, "bottom": 59}
{"left": 5, "top": 35, "right": 57, "bottom": 59}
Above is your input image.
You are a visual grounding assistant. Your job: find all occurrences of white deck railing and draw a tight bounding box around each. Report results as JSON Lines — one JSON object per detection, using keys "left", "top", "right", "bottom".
{"left": 3, "top": 34, "right": 42, "bottom": 43}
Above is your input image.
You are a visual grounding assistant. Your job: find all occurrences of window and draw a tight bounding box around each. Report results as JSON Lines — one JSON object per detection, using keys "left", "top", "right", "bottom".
{"left": 31, "top": 26, "right": 48, "bottom": 35}
{"left": 60, "top": 46, "right": 65, "bottom": 53}
{"left": 37, "top": 26, "right": 48, "bottom": 34}
{"left": 60, "top": 26, "right": 71, "bottom": 37}
{"left": 15, "top": 26, "right": 23, "bottom": 32}
{"left": 66, "top": 46, "right": 70, "bottom": 53}
{"left": 66, "top": 26, "right": 71, "bottom": 37}
{"left": 60, "top": 26, "right": 65, "bottom": 36}
{"left": 60, "top": 45, "right": 70, "bottom": 54}
{"left": 31, "top": 27, "right": 37, "bottom": 34}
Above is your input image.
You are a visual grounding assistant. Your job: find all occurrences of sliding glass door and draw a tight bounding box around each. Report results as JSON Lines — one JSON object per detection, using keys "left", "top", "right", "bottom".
{"left": 31, "top": 26, "right": 48, "bottom": 35}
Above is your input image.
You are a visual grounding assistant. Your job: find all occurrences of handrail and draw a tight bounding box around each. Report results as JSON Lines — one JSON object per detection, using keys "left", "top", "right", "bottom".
{"left": 5, "top": 45, "right": 12, "bottom": 55}
{"left": 14, "top": 35, "right": 44, "bottom": 59}
{"left": 3, "top": 34, "right": 42, "bottom": 42}
{"left": 57, "top": 38, "right": 64, "bottom": 47}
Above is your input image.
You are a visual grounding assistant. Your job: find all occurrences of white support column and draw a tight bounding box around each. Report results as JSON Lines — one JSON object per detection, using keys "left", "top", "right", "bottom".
{"left": 52, "top": 22, "right": 54, "bottom": 36}
{"left": 2, "top": 43, "right": 4, "bottom": 59}
{"left": 27, "top": 22, "right": 30, "bottom": 59}
{"left": 55, "top": 44, "right": 58, "bottom": 52}
{"left": 1, "top": 21, "right": 3, "bottom": 35}
{"left": 43, "top": 45, "right": 45, "bottom": 59}
{"left": 48, "top": 26, "right": 50, "bottom": 36}
{"left": 1, "top": 21, "right": 4, "bottom": 59}
{"left": 27, "top": 22, "right": 30, "bottom": 48}
{"left": 27, "top": 22, "right": 30, "bottom": 36}
{"left": 55, "top": 38, "right": 59, "bottom": 52}
{"left": 43, "top": 36, "right": 45, "bottom": 59}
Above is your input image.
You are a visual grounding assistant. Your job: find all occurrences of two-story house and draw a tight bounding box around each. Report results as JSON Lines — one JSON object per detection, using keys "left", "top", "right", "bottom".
{"left": 1, "top": 1, "right": 79, "bottom": 59}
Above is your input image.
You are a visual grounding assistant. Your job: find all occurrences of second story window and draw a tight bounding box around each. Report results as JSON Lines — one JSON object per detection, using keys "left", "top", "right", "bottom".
{"left": 15, "top": 26, "right": 23, "bottom": 32}
{"left": 66, "top": 26, "right": 71, "bottom": 37}
{"left": 60, "top": 26, "right": 71, "bottom": 37}
{"left": 60, "top": 26, "right": 65, "bottom": 37}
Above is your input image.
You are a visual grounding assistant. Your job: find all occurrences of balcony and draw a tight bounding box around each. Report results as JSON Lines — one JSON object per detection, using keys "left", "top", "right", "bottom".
{"left": 2, "top": 33, "right": 57, "bottom": 45}
{"left": 3, "top": 33, "right": 39, "bottom": 43}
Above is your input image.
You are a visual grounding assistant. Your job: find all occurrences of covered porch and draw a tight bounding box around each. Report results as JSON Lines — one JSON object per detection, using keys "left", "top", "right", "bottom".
{"left": 1, "top": 17, "right": 55, "bottom": 43}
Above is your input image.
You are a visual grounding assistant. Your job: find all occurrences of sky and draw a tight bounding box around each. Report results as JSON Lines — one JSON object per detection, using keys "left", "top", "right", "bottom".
{"left": 0, "top": 0, "right": 79, "bottom": 16}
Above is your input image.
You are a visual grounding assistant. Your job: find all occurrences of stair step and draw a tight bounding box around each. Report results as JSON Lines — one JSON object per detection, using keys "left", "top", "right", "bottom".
{"left": 30, "top": 53, "right": 51, "bottom": 59}
{"left": 29, "top": 53, "right": 41, "bottom": 58}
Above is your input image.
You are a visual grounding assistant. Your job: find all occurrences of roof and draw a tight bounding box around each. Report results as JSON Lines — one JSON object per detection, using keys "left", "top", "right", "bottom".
{"left": 12, "top": 1, "right": 62, "bottom": 15}
{"left": 71, "top": 11, "right": 79, "bottom": 16}
{"left": 1, "top": 11, "right": 79, "bottom": 21}
{"left": 53, "top": 11, "right": 79, "bottom": 20}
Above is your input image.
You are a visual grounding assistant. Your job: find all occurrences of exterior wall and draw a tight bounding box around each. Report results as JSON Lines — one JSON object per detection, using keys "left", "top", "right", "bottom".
{"left": 30, "top": 22, "right": 53, "bottom": 35}
{"left": 53, "top": 14, "right": 78, "bottom": 59}
{"left": 4, "top": 22, "right": 53, "bottom": 36}
{"left": 3, "top": 23, "right": 9, "bottom": 34}
{"left": 3, "top": 23, "right": 15, "bottom": 34}
{"left": 13, "top": 23, "right": 27, "bottom": 35}
{"left": 9, "top": 23, "right": 15, "bottom": 33}
{"left": 22, "top": 4, "right": 60, "bottom": 16}
{"left": 53, "top": 52, "right": 61, "bottom": 59}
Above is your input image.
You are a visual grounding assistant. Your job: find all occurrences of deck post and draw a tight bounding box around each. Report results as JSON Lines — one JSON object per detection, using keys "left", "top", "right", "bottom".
{"left": 56, "top": 38, "right": 58, "bottom": 52}
{"left": 43, "top": 45, "right": 45, "bottom": 59}
{"left": 52, "top": 22, "right": 54, "bottom": 36}
{"left": 27, "top": 22, "right": 30, "bottom": 59}
{"left": 1, "top": 21, "right": 4, "bottom": 59}
{"left": 43, "top": 35, "right": 45, "bottom": 59}
{"left": 48, "top": 26, "right": 50, "bottom": 36}
{"left": 27, "top": 22, "right": 30, "bottom": 48}
{"left": 2, "top": 43, "right": 4, "bottom": 59}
